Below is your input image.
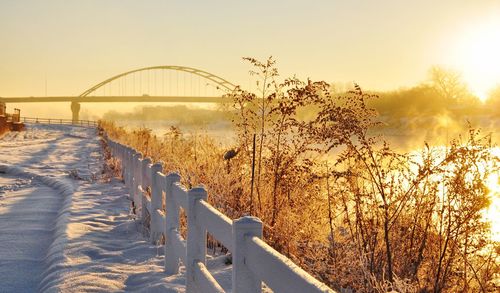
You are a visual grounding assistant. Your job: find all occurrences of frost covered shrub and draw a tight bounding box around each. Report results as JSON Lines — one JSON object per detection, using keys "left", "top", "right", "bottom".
{"left": 100, "top": 57, "right": 499, "bottom": 292}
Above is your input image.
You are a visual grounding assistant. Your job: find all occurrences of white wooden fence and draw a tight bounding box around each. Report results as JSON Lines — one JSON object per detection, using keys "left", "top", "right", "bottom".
{"left": 107, "top": 137, "right": 334, "bottom": 293}
{"left": 21, "top": 117, "right": 98, "bottom": 127}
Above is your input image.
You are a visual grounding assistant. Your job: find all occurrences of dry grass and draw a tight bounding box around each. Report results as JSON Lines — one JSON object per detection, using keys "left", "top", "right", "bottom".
{"left": 100, "top": 57, "right": 500, "bottom": 292}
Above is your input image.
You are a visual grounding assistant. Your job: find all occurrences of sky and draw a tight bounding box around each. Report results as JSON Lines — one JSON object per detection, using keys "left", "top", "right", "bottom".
{"left": 1, "top": 0, "right": 500, "bottom": 117}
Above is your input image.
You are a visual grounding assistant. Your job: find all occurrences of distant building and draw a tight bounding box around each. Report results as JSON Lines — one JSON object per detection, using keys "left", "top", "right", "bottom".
{"left": 0, "top": 103, "right": 25, "bottom": 135}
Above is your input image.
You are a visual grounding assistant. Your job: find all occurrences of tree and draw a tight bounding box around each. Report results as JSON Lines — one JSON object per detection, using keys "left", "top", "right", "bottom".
{"left": 429, "top": 66, "right": 469, "bottom": 102}
{"left": 486, "top": 85, "right": 500, "bottom": 113}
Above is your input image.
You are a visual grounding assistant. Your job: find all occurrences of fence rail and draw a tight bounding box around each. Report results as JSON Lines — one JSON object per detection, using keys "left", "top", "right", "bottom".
{"left": 106, "top": 137, "right": 334, "bottom": 293}
{"left": 20, "top": 117, "right": 98, "bottom": 127}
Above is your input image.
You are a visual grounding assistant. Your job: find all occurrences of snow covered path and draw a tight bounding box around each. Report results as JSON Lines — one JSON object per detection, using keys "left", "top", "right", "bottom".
{"left": 0, "top": 125, "right": 188, "bottom": 292}
{"left": 0, "top": 175, "right": 62, "bottom": 292}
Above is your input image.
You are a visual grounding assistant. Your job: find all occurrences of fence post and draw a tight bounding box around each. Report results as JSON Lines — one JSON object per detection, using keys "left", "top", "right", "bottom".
{"left": 164, "top": 172, "right": 181, "bottom": 274}
{"left": 119, "top": 144, "right": 124, "bottom": 166}
{"left": 141, "top": 158, "right": 152, "bottom": 223}
{"left": 114, "top": 142, "right": 120, "bottom": 160}
{"left": 131, "top": 151, "right": 138, "bottom": 189}
{"left": 232, "top": 216, "right": 263, "bottom": 293}
{"left": 142, "top": 158, "right": 153, "bottom": 190}
{"left": 127, "top": 148, "right": 135, "bottom": 191}
{"left": 117, "top": 143, "right": 121, "bottom": 163}
{"left": 124, "top": 147, "right": 131, "bottom": 187}
{"left": 132, "top": 152, "right": 143, "bottom": 211}
{"left": 124, "top": 147, "right": 129, "bottom": 185}
{"left": 186, "top": 186, "right": 208, "bottom": 292}
{"left": 150, "top": 162, "right": 163, "bottom": 243}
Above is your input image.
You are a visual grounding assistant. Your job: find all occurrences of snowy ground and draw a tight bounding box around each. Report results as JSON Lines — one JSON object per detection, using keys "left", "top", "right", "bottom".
{"left": 0, "top": 124, "right": 231, "bottom": 292}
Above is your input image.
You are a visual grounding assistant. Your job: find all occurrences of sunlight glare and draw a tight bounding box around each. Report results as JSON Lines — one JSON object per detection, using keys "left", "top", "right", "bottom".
{"left": 452, "top": 19, "right": 500, "bottom": 101}
{"left": 485, "top": 148, "right": 500, "bottom": 242}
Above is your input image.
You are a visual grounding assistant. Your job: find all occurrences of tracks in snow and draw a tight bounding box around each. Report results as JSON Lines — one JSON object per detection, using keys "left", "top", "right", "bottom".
{"left": 0, "top": 124, "right": 186, "bottom": 292}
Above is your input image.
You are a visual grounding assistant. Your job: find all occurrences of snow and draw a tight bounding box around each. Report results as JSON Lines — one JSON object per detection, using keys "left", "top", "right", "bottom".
{"left": 0, "top": 176, "right": 59, "bottom": 292}
{"left": 0, "top": 124, "right": 327, "bottom": 293}
{"left": 0, "top": 124, "right": 199, "bottom": 292}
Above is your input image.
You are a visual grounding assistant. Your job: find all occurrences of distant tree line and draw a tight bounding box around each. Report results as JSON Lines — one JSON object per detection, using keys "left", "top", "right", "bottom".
{"left": 101, "top": 66, "right": 499, "bottom": 138}
{"left": 102, "top": 105, "right": 225, "bottom": 126}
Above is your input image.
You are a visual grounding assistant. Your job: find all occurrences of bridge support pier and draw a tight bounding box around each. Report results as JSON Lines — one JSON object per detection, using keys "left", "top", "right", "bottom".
{"left": 71, "top": 102, "right": 80, "bottom": 123}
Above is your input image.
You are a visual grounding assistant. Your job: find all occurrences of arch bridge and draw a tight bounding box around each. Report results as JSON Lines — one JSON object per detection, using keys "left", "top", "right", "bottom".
{"left": 0, "top": 66, "right": 236, "bottom": 121}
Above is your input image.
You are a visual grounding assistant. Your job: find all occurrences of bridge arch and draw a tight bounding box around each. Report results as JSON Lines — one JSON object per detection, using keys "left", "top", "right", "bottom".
{"left": 79, "top": 65, "right": 236, "bottom": 97}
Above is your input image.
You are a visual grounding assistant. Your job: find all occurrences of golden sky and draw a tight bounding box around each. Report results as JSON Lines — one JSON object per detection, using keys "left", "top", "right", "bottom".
{"left": 1, "top": 0, "right": 499, "bottom": 102}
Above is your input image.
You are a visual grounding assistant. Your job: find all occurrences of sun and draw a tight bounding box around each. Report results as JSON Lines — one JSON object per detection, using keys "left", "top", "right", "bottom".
{"left": 451, "top": 19, "right": 500, "bottom": 101}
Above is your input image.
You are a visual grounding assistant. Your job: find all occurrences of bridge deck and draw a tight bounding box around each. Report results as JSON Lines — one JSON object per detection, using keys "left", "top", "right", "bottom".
{"left": 0, "top": 96, "right": 225, "bottom": 103}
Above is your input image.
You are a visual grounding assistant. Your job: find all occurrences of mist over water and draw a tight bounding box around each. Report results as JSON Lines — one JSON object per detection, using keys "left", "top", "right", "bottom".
{"left": 114, "top": 119, "right": 236, "bottom": 147}
{"left": 116, "top": 119, "right": 500, "bottom": 151}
